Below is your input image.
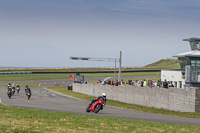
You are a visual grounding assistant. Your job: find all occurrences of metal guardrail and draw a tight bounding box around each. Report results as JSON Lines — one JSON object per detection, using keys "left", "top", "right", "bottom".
{"left": 0, "top": 72, "right": 32, "bottom": 75}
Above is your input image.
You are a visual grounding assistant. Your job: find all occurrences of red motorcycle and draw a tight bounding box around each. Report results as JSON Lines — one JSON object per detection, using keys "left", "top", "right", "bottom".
{"left": 86, "top": 98, "right": 105, "bottom": 113}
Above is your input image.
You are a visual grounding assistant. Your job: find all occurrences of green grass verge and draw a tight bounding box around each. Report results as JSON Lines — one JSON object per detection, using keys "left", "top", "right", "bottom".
{"left": 46, "top": 86, "right": 200, "bottom": 119}
{"left": 0, "top": 72, "right": 160, "bottom": 81}
{"left": 144, "top": 59, "right": 180, "bottom": 69}
{"left": 0, "top": 102, "right": 200, "bottom": 133}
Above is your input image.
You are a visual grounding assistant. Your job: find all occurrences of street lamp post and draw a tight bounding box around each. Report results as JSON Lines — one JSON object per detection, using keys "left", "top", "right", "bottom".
{"left": 118, "top": 51, "right": 122, "bottom": 81}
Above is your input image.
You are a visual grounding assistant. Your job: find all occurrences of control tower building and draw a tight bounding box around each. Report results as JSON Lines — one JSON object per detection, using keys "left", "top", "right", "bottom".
{"left": 161, "top": 37, "right": 200, "bottom": 88}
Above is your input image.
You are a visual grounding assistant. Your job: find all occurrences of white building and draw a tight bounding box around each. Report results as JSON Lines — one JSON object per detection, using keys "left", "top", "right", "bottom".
{"left": 161, "top": 69, "right": 185, "bottom": 88}
{"left": 161, "top": 37, "right": 200, "bottom": 88}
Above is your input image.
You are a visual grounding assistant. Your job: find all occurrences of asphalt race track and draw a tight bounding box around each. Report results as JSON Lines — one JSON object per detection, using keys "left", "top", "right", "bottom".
{"left": 0, "top": 87, "right": 200, "bottom": 126}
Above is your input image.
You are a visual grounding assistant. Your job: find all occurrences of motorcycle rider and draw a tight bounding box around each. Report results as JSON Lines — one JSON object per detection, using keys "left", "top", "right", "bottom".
{"left": 7, "top": 84, "right": 11, "bottom": 89}
{"left": 16, "top": 84, "right": 20, "bottom": 93}
{"left": 7, "top": 82, "right": 11, "bottom": 89}
{"left": 7, "top": 84, "right": 12, "bottom": 98}
{"left": 7, "top": 85, "right": 12, "bottom": 91}
{"left": 89, "top": 93, "right": 106, "bottom": 109}
{"left": 16, "top": 84, "right": 20, "bottom": 88}
{"left": 25, "top": 85, "right": 31, "bottom": 94}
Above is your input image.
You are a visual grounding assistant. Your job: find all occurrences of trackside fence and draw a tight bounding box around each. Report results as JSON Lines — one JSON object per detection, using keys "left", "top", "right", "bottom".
{"left": 0, "top": 72, "right": 32, "bottom": 75}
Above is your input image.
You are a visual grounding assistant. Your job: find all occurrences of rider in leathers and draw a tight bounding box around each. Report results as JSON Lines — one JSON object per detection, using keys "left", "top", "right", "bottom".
{"left": 25, "top": 85, "right": 31, "bottom": 94}
{"left": 89, "top": 93, "right": 106, "bottom": 110}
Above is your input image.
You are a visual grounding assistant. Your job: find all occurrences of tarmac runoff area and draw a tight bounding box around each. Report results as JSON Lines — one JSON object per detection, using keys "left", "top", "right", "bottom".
{"left": 0, "top": 86, "right": 200, "bottom": 126}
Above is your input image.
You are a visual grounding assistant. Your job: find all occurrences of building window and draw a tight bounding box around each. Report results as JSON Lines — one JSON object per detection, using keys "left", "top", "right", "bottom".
{"left": 190, "top": 41, "right": 200, "bottom": 50}
{"left": 191, "top": 60, "right": 200, "bottom": 66}
{"left": 190, "top": 41, "right": 197, "bottom": 50}
{"left": 179, "top": 57, "right": 190, "bottom": 73}
{"left": 196, "top": 41, "right": 200, "bottom": 50}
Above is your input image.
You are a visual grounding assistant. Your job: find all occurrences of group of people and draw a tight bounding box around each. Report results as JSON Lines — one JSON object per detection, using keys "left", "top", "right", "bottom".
{"left": 126, "top": 79, "right": 156, "bottom": 87}
{"left": 96, "top": 78, "right": 174, "bottom": 89}
{"left": 162, "top": 79, "right": 174, "bottom": 89}
{"left": 97, "top": 79, "right": 124, "bottom": 86}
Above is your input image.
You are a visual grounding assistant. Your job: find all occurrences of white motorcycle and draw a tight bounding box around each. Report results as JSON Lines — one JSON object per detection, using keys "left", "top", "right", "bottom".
{"left": 16, "top": 86, "right": 20, "bottom": 93}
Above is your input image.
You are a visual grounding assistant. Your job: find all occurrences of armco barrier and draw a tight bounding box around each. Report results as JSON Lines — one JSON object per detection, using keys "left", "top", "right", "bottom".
{"left": 73, "top": 83, "right": 200, "bottom": 112}
{"left": 0, "top": 72, "right": 32, "bottom": 75}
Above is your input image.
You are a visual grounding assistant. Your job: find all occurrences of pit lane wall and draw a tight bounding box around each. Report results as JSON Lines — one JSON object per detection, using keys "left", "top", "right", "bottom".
{"left": 73, "top": 83, "right": 200, "bottom": 112}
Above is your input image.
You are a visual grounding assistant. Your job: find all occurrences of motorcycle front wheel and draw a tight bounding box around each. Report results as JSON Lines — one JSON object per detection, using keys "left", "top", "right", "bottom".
{"left": 86, "top": 105, "right": 91, "bottom": 112}
{"left": 8, "top": 94, "right": 12, "bottom": 98}
{"left": 27, "top": 94, "right": 31, "bottom": 99}
{"left": 94, "top": 104, "right": 102, "bottom": 113}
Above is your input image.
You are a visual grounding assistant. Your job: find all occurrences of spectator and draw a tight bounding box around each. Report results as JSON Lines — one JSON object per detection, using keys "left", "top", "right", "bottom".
{"left": 148, "top": 80, "right": 153, "bottom": 87}
{"left": 97, "top": 79, "right": 102, "bottom": 84}
{"left": 121, "top": 79, "right": 124, "bottom": 85}
{"left": 115, "top": 80, "right": 118, "bottom": 86}
{"left": 108, "top": 80, "right": 111, "bottom": 85}
{"left": 111, "top": 80, "right": 114, "bottom": 86}
{"left": 141, "top": 80, "right": 144, "bottom": 87}
{"left": 126, "top": 80, "right": 132, "bottom": 85}
{"left": 163, "top": 79, "right": 168, "bottom": 88}
{"left": 102, "top": 80, "right": 105, "bottom": 85}
{"left": 168, "top": 81, "right": 174, "bottom": 87}
{"left": 143, "top": 79, "right": 147, "bottom": 87}
{"left": 136, "top": 80, "right": 141, "bottom": 86}
{"left": 118, "top": 80, "right": 121, "bottom": 85}
{"left": 157, "top": 79, "right": 162, "bottom": 88}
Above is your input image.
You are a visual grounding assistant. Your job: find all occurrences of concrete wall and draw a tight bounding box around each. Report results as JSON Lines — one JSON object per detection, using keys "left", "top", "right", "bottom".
{"left": 196, "top": 89, "right": 200, "bottom": 111}
{"left": 73, "top": 83, "right": 200, "bottom": 112}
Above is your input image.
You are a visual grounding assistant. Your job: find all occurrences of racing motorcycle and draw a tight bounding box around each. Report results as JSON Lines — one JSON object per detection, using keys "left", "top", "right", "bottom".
{"left": 11, "top": 87, "right": 15, "bottom": 95}
{"left": 7, "top": 88, "right": 12, "bottom": 99}
{"left": 86, "top": 98, "right": 105, "bottom": 113}
{"left": 16, "top": 86, "right": 20, "bottom": 93}
{"left": 25, "top": 90, "right": 31, "bottom": 100}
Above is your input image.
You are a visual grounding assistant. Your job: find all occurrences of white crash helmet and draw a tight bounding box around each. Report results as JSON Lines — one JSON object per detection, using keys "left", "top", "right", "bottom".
{"left": 102, "top": 93, "right": 106, "bottom": 98}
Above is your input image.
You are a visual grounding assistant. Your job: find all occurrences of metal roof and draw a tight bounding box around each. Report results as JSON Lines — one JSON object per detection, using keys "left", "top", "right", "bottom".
{"left": 173, "top": 50, "right": 200, "bottom": 57}
{"left": 183, "top": 37, "right": 200, "bottom": 41}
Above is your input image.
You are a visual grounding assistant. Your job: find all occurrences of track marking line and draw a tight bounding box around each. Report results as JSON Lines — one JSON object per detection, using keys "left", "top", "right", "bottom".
{"left": 0, "top": 96, "right": 9, "bottom": 106}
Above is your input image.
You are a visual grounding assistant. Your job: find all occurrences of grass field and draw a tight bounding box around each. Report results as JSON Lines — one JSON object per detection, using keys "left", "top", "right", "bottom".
{"left": 0, "top": 72, "right": 160, "bottom": 81}
{"left": 144, "top": 59, "right": 180, "bottom": 69}
{"left": 0, "top": 103, "right": 200, "bottom": 133}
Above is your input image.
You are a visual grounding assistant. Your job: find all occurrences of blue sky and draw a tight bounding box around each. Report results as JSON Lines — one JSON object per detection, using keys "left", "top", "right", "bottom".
{"left": 1, "top": 0, "right": 200, "bottom": 68}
